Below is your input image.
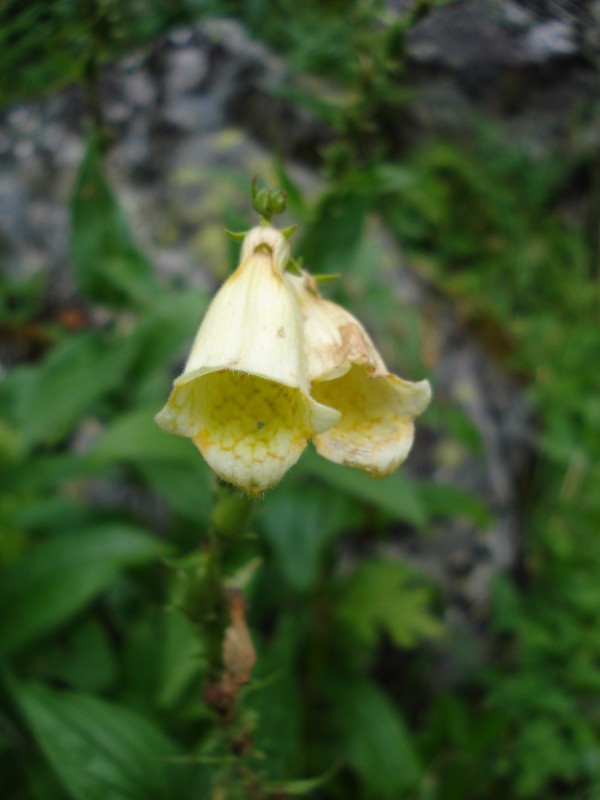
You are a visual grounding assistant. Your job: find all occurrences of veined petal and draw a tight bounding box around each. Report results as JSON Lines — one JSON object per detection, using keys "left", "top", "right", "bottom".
{"left": 157, "top": 371, "right": 338, "bottom": 494}
{"left": 155, "top": 228, "right": 340, "bottom": 493}
{"left": 312, "top": 366, "right": 431, "bottom": 477}
{"left": 286, "top": 271, "right": 431, "bottom": 476}
{"left": 182, "top": 227, "right": 308, "bottom": 391}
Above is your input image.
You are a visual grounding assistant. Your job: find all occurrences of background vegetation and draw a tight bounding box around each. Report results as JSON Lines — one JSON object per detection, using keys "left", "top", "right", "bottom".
{"left": 1, "top": 1, "right": 599, "bottom": 798}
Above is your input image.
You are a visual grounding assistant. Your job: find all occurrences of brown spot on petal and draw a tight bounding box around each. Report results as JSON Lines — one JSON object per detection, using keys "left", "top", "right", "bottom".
{"left": 339, "top": 322, "right": 370, "bottom": 361}
{"left": 317, "top": 322, "right": 372, "bottom": 372}
{"left": 277, "top": 326, "right": 286, "bottom": 338}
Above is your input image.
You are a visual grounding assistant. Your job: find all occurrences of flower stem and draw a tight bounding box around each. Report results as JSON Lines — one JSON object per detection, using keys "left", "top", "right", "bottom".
{"left": 198, "top": 482, "right": 256, "bottom": 705}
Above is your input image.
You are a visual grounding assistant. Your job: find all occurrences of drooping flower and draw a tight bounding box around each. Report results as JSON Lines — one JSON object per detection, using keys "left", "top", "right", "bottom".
{"left": 155, "top": 227, "right": 340, "bottom": 494}
{"left": 286, "top": 271, "right": 431, "bottom": 478}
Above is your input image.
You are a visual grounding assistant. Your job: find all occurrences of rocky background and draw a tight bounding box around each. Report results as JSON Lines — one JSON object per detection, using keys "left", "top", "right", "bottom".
{"left": 1, "top": 0, "right": 597, "bottom": 649}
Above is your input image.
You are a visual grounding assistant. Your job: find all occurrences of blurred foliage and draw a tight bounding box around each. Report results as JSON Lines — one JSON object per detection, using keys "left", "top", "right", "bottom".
{"left": 1, "top": 0, "right": 600, "bottom": 799}
{"left": 0, "top": 0, "right": 212, "bottom": 106}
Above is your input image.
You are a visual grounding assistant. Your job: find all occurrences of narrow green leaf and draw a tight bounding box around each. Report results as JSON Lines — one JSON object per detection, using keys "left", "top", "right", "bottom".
{"left": 418, "top": 481, "right": 492, "bottom": 527}
{"left": 0, "top": 525, "right": 162, "bottom": 656}
{"left": 126, "top": 288, "right": 208, "bottom": 378}
{"left": 138, "top": 461, "right": 211, "bottom": 522}
{"left": 158, "top": 609, "right": 203, "bottom": 710}
{"left": 2, "top": 496, "right": 88, "bottom": 537}
{"left": 25, "top": 756, "right": 68, "bottom": 800}
{"left": 91, "top": 407, "right": 196, "bottom": 464}
{"left": 247, "top": 615, "right": 303, "bottom": 780}
{"left": 259, "top": 485, "right": 360, "bottom": 590}
{"left": 268, "top": 83, "right": 346, "bottom": 129}
{"left": 11, "top": 681, "right": 182, "bottom": 800}
{"left": 15, "top": 333, "right": 133, "bottom": 449}
{"left": 299, "top": 189, "right": 371, "bottom": 274}
{"left": 274, "top": 159, "right": 307, "bottom": 216}
{"left": 329, "top": 677, "right": 422, "bottom": 796}
{"left": 90, "top": 408, "right": 212, "bottom": 520}
{"left": 37, "top": 620, "right": 117, "bottom": 693}
{"left": 301, "top": 449, "right": 425, "bottom": 528}
{"left": 1, "top": 453, "right": 98, "bottom": 494}
{"left": 70, "top": 135, "right": 157, "bottom": 307}
{"left": 266, "top": 763, "right": 339, "bottom": 795}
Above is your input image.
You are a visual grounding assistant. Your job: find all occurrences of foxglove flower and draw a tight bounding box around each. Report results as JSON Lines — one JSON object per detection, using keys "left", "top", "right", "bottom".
{"left": 156, "top": 228, "right": 340, "bottom": 494}
{"left": 287, "top": 271, "right": 431, "bottom": 477}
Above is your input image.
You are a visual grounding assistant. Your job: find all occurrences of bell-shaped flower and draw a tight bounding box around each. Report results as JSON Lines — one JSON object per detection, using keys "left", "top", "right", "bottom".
{"left": 156, "top": 228, "right": 340, "bottom": 494}
{"left": 286, "top": 271, "right": 431, "bottom": 478}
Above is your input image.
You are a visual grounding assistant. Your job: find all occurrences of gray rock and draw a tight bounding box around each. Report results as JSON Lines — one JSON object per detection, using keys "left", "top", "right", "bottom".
{"left": 403, "top": 0, "right": 595, "bottom": 146}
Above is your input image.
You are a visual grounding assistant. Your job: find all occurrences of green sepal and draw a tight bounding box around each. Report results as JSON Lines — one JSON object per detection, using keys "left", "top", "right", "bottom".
{"left": 265, "top": 762, "right": 340, "bottom": 795}
{"left": 225, "top": 229, "right": 248, "bottom": 242}
{"left": 284, "top": 258, "right": 303, "bottom": 276}
{"left": 223, "top": 556, "right": 262, "bottom": 592}
{"left": 315, "top": 273, "right": 341, "bottom": 285}
{"left": 281, "top": 224, "right": 299, "bottom": 239}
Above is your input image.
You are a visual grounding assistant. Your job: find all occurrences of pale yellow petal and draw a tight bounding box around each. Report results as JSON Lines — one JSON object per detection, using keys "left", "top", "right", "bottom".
{"left": 312, "top": 365, "right": 432, "bottom": 478}
{"left": 286, "top": 271, "right": 387, "bottom": 382}
{"left": 182, "top": 230, "right": 306, "bottom": 391}
{"left": 154, "top": 227, "right": 341, "bottom": 493}
{"left": 158, "top": 370, "right": 339, "bottom": 494}
{"left": 286, "top": 270, "right": 431, "bottom": 476}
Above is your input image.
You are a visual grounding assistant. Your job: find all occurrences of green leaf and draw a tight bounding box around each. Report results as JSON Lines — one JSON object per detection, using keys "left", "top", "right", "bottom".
{"left": 1, "top": 453, "right": 98, "bottom": 495}
{"left": 14, "top": 333, "right": 133, "bottom": 449}
{"left": 259, "top": 485, "right": 360, "bottom": 590}
{"left": 329, "top": 677, "right": 422, "bottom": 797}
{"left": 301, "top": 449, "right": 425, "bottom": 528}
{"left": 70, "top": 135, "right": 157, "bottom": 308}
{"left": 0, "top": 525, "right": 162, "bottom": 656}
{"left": 5, "top": 496, "right": 89, "bottom": 534}
{"left": 138, "top": 461, "right": 211, "bottom": 522}
{"left": 10, "top": 681, "right": 182, "bottom": 800}
{"left": 24, "top": 756, "right": 68, "bottom": 800}
{"left": 267, "top": 83, "right": 346, "bottom": 129}
{"left": 337, "top": 559, "right": 442, "bottom": 651}
{"left": 158, "top": 609, "right": 203, "bottom": 710}
{"left": 91, "top": 408, "right": 212, "bottom": 521}
{"left": 299, "top": 189, "right": 371, "bottom": 274}
{"left": 418, "top": 481, "right": 491, "bottom": 527}
{"left": 266, "top": 763, "right": 339, "bottom": 796}
{"left": 123, "top": 288, "right": 209, "bottom": 396}
{"left": 35, "top": 620, "right": 117, "bottom": 693}
{"left": 247, "top": 615, "right": 303, "bottom": 780}
{"left": 274, "top": 159, "right": 307, "bottom": 216}
{"left": 91, "top": 407, "right": 196, "bottom": 464}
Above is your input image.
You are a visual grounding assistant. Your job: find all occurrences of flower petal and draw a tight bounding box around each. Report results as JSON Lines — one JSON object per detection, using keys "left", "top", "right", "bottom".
{"left": 286, "top": 270, "right": 431, "bottom": 476}
{"left": 191, "top": 372, "right": 323, "bottom": 493}
{"left": 312, "top": 365, "right": 432, "bottom": 477}
{"left": 157, "top": 369, "right": 339, "bottom": 494}
{"left": 155, "top": 228, "right": 340, "bottom": 493}
{"left": 182, "top": 230, "right": 305, "bottom": 390}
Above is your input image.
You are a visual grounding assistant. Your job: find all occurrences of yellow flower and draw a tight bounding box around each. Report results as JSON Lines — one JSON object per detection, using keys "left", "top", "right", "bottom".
{"left": 286, "top": 271, "right": 431, "bottom": 478}
{"left": 155, "top": 227, "right": 340, "bottom": 494}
